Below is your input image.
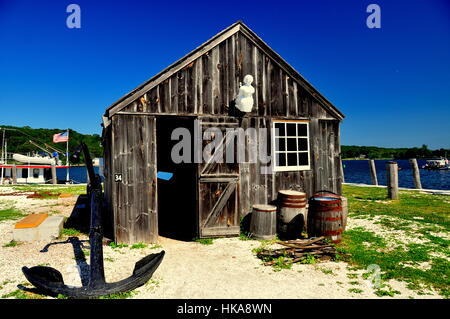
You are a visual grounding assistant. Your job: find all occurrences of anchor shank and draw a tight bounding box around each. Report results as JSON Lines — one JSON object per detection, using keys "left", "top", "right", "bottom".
{"left": 88, "top": 188, "right": 106, "bottom": 288}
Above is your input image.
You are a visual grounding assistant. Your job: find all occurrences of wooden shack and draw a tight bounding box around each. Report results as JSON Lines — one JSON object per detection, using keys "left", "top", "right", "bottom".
{"left": 101, "top": 21, "right": 345, "bottom": 244}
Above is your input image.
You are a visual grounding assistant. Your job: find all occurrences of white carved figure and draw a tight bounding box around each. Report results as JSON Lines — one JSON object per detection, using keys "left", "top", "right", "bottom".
{"left": 235, "top": 74, "right": 255, "bottom": 113}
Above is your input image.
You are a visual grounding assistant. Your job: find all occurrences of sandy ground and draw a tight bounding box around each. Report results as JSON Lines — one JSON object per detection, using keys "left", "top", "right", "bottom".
{"left": 0, "top": 186, "right": 443, "bottom": 299}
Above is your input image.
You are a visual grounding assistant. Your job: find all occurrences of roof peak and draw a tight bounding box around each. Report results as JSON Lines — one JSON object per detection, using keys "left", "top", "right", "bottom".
{"left": 105, "top": 21, "right": 344, "bottom": 120}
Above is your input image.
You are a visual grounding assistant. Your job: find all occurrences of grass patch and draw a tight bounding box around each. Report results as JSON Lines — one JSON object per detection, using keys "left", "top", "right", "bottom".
{"left": 109, "top": 242, "right": 128, "bottom": 249}
{"left": 348, "top": 288, "right": 363, "bottom": 294}
{"left": 271, "top": 257, "right": 293, "bottom": 272}
{"left": 2, "top": 240, "right": 21, "bottom": 248}
{"left": 299, "top": 254, "right": 317, "bottom": 265}
{"left": 374, "top": 288, "right": 401, "bottom": 297}
{"left": 131, "top": 243, "right": 148, "bottom": 249}
{"left": 340, "top": 185, "right": 450, "bottom": 298}
{"left": 60, "top": 228, "right": 81, "bottom": 236}
{"left": 239, "top": 233, "right": 252, "bottom": 241}
{"left": 1, "top": 289, "right": 45, "bottom": 299}
{"left": 0, "top": 207, "right": 26, "bottom": 222}
{"left": 10, "top": 184, "right": 86, "bottom": 196}
{"left": 98, "top": 290, "right": 136, "bottom": 299}
{"left": 321, "top": 269, "right": 334, "bottom": 275}
{"left": 194, "top": 238, "right": 214, "bottom": 245}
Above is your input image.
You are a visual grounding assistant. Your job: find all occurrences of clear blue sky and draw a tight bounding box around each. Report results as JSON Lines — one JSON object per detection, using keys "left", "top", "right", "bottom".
{"left": 0, "top": 0, "right": 449, "bottom": 149}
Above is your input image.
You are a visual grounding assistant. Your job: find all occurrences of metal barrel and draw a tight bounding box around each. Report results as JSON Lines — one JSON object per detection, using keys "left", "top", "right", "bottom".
{"left": 277, "top": 190, "right": 307, "bottom": 239}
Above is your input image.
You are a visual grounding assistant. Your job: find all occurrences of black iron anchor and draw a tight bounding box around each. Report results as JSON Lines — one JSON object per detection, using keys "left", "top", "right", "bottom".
{"left": 22, "top": 142, "right": 165, "bottom": 298}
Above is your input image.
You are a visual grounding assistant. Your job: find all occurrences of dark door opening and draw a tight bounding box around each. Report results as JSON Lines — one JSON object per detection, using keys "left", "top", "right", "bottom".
{"left": 156, "top": 116, "right": 197, "bottom": 241}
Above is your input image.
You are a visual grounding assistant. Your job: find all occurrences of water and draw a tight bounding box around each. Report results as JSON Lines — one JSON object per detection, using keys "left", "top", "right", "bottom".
{"left": 60, "top": 161, "right": 450, "bottom": 190}
{"left": 343, "top": 159, "right": 450, "bottom": 190}
{"left": 56, "top": 166, "right": 99, "bottom": 184}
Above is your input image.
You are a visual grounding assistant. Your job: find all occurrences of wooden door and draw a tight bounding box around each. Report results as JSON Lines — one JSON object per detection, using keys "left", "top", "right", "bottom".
{"left": 315, "top": 119, "right": 342, "bottom": 195}
{"left": 197, "top": 118, "right": 240, "bottom": 238}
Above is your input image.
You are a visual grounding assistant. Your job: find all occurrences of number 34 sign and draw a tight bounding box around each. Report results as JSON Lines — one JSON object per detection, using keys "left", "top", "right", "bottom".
{"left": 114, "top": 174, "right": 123, "bottom": 183}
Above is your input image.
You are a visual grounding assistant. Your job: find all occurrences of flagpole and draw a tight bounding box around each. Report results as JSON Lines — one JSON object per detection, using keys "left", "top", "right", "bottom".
{"left": 66, "top": 129, "right": 69, "bottom": 183}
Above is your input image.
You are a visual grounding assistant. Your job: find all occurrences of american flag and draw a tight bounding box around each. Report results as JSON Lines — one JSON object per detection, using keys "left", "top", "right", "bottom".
{"left": 53, "top": 131, "right": 69, "bottom": 143}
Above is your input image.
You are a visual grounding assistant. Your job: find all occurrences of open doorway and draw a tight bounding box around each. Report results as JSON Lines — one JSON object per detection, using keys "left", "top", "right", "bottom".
{"left": 156, "top": 116, "right": 197, "bottom": 240}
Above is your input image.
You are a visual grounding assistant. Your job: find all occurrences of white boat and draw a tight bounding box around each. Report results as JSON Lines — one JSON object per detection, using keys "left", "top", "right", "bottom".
{"left": 422, "top": 158, "right": 449, "bottom": 170}
{"left": 0, "top": 154, "right": 65, "bottom": 184}
{"left": 12, "top": 153, "right": 61, "bottom": 165}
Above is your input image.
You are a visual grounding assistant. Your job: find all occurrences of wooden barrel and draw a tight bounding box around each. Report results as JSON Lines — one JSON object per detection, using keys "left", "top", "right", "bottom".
{"left": 277, "top": 190, "right": 307, "bottom": 239}
{"left": 312, "top": 191, "right": 348, "bottom": 231}
{"left": 250, "top": 204, "right": 277, "bottom": 240}
{"left": 307, "top": 191, "right": 344, "bottom": 243}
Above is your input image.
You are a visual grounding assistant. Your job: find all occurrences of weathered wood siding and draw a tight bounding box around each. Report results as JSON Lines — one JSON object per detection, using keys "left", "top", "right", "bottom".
{"left": 120, "top": 31, "right": 337, "bottom": 121}
{"left": 110, "top": 114, "right": 158, "bottom": 243}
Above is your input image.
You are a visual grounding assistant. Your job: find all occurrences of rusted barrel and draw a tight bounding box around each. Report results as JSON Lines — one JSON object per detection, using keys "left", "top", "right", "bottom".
{"left": 250, "top": 204, "right": 277, "bottom": 240}
{"left": 307, "top": 191, "right": 344, "bottom": 243}
{"left": 277, "top": 190, "right": 307, "bottom": 239}
{"left": 312, "top": 192, "right": 348, "bottom": 230}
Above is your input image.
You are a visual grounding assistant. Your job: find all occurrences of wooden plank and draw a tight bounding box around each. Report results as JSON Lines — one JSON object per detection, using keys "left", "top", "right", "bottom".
{"left": 265, "top": 58, "right": 272, "bottom": 116}
{"left": 170, "top": 76, "right": 178, "bottom": 114}
{"left": 202, "top": 181, "right": 237, "bottom": 228}
{"left": 15, "top": 214, "right": 48, "bottom": 229}
{"left": 202, "top": 52, "right": 212, "bottom": 114}
{"left": 211, "top": 46, "right": 220, "bottom": 114}
{"left": 111, "top": 114, "right": 158, "bottom": 244}
{"left": 200, "top": 176, "right": 238, "bottom": 183}
{"left": 201, "top": 226, "right": 240, "bottom": 237}
{"left": 201, "top": 129, "right": 236, "bottom": 175}
{"left": 219, "top": 41, "right": 228, "bottom": 114}
{"left": 228, "top": 34, "right": 237, "bottom": 105}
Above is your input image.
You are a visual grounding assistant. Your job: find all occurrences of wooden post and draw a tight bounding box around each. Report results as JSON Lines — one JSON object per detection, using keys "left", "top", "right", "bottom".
{"left": 386, "top": 161, "right": 399, "bottom": 200}
{"left": 51, "top": 163, "right": 57, "bottom": 185}
{"left": 340, "top": 160, "right": 345, "bottom": 183}
{"left": 369, "top": 159, "right": 378, "bottom": 185}
{"left": 11, "top": 165, "right": 17, "bottom": 184}
{"left": 409, "top": 158, "right": 422, "bottom": 189}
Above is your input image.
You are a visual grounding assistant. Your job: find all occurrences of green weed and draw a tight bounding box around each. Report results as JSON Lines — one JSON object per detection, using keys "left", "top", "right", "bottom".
{"left": 194, "top": 238, "right": 214, "bottom": 245}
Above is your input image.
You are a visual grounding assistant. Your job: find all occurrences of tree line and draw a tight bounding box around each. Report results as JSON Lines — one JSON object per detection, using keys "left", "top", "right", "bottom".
{"left": 2, "top": 125, "right": 447, "bottom": 161}
{"left": 342, "top": 145, "right": 449, "bottom": 160}
{"left": 0, "top": 125, "right": 103, "bottom": 160}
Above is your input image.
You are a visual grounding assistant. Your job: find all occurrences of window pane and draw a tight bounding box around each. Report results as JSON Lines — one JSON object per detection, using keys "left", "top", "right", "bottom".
{"left": 298, "top": 152, "right": 309, "bottom": 166}
{"left": 287, "top": 153, "right": 298, "bottom": 166}
{"left": 287, "top": 138, "right": 297, "bottom": 152}
{"left": 276, "top": 138, "right": 285, "bottom": 151}
{"left": 276, "top": 153, "right": 286, "bottom": 166}
{"left": 298, "top": 138, "right": 308, "bottom": 151}
{"left": 297, "top": 124, "right": 307, "bottom": 136}
{"left": 274, "top": 123, "right": 285, "bottom": 136}
{"left": 286, "top": 123, "right": 296, "bottom": 136}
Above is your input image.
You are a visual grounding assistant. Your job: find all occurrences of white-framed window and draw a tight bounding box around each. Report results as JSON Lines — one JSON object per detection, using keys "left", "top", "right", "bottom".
{"left": 272, "top": 120, "right": 311, "bottom": 172}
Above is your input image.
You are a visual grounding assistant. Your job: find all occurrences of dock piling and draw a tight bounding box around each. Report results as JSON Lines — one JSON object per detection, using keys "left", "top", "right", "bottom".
{"left": 369, "top": 159, "right": 378, "bottom": 185}
{"left": 12, "top": 165, "right": 17, "bottom": 184}
{"left": 386, "top": 161, "right": 399, "bottom": 200}
{"left": 51, "top": 163, "right": 57, "bottom": 185}
{"left": 409, "top": 158, "right": 422, "bottom": 189}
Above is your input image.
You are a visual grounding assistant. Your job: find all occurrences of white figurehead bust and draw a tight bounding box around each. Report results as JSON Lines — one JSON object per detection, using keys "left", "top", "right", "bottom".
{"left": 235, "top": 74, "right": 255, "bottom": 113}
